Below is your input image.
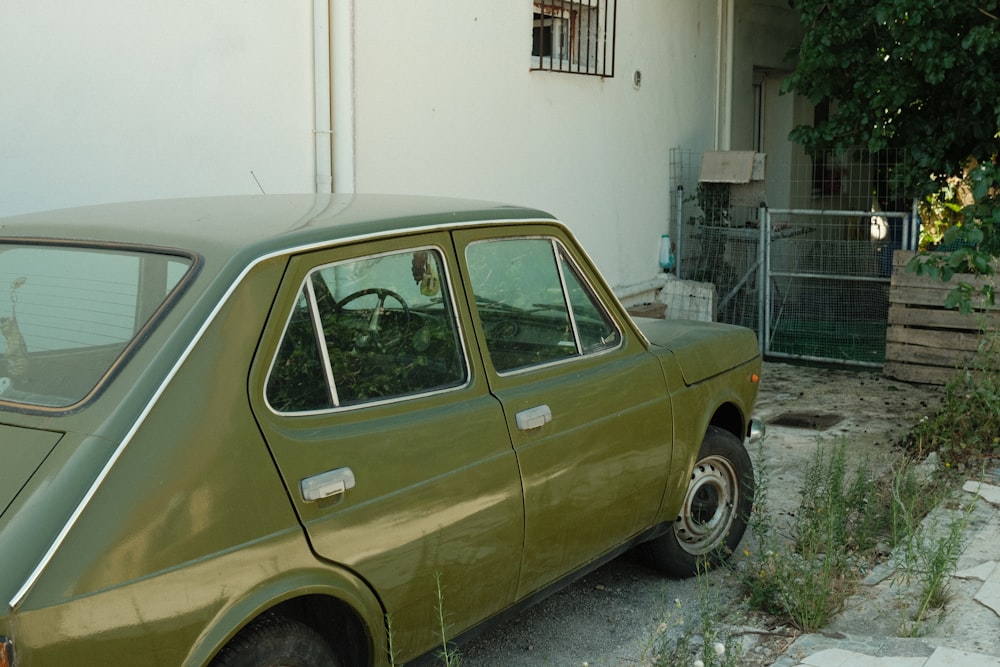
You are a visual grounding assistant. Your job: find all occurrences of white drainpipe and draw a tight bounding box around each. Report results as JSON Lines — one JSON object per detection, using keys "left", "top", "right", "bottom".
{"left": 331, "top": 0, "right": 356, "bottom": 193}
{"left": 313, "top": 0, "right": 333, "bottom": 193}
{"left": 715, "top": 0, "right": 734, "bottom": 151}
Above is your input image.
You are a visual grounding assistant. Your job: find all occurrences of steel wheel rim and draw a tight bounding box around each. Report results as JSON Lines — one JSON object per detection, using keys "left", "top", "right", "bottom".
{"left": 673, "top": 454, "right": 739, "bottom": 555}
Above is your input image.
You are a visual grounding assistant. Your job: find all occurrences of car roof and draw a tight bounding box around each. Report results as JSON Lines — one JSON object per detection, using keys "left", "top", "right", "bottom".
{"left": 0, "top": 194, "right": 557, "bottom": 260}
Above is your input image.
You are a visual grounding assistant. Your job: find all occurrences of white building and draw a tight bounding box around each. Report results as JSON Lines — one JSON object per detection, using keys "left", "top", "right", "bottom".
{"left": 0, "top": 1, "right": 805, "bottom": 294}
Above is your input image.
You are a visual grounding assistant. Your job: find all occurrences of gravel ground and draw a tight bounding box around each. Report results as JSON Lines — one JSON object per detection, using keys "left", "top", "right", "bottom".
{"left": 454, "top": 361, "right": 943, "bottom": 667}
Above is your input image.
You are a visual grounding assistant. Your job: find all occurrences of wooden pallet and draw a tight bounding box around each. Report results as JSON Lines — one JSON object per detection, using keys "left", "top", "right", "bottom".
{"left": 884, "top": 250, "right": 1000, "bottom": 385}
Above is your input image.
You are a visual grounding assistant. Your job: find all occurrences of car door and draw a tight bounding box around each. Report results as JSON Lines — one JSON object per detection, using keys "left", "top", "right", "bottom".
{"left": 453, "top": 226, "right": 674, "bottom": 598}
{"left": 249, "top": 234, "right": 524, "bottom": 660}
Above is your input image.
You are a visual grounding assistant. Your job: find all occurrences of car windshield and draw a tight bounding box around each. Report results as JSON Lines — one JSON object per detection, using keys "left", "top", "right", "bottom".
{"left": 0, "top": 243, "right": 194, "bottom": 410}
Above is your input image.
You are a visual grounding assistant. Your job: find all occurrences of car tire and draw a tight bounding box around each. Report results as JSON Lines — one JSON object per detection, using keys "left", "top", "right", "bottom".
{"left": 211, "top": 614, "right": 342, "bottom": 667}
{"left": 644, "top": 426, "right": 754, "bottom": 578}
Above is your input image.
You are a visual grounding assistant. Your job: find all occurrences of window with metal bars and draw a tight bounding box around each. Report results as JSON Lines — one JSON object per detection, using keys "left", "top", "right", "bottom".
{"left": 531, "top": 0, "right": 616, "bottom": 77}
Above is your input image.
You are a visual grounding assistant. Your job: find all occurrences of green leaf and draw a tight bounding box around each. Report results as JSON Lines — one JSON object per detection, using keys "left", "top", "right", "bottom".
{"left": 905, "top": 254, "right": 925, "bottom": 274}
{"left": 983, "top": 284, "right": 996, "bottom": 306}
{"left": 973, "top": 253, "right": 993, "bottom": 274}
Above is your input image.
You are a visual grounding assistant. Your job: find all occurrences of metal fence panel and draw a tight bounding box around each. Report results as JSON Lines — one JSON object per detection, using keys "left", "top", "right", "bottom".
{"left": 764, "top": 208, "right": 915, "bottom": 367}
{"left": 669, "top": 147, "right": 918, "bottom": 367}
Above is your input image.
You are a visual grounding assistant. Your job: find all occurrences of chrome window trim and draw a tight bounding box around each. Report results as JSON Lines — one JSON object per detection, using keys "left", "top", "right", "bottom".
{"left": 9, "top": 217, "right": 544, "bottom": 608}
{"left": 552, "top": 239, "right": 586, "bottom": 356}
{"left": 494, "top": 341, "right": 621, "bottom": 378}
{"left": 303, "top": 276, "right": 341, "bottom": 406}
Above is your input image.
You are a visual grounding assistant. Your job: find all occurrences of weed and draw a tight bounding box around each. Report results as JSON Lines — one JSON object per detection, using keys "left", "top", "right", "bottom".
{"left": 892, "top": 482, "right": 976, "bottom": 636}
{"left": 643, "top": 561, "right": 745, "bottom": 667}
{"left": 739, "top": 331, "right": 1000, "bottom": 638}
{"left": 888, "top": 330, "right": 1000, "bottom": 634}
{"left": 905, "top": 329, "right": 1000, "bottom": 470}
{"left": 385, "top": 613, "right": 399, "bottom": 666}
{"left": 739, "top": 440, "right": 878, "bottom": 631}
{"left": 433, "top": 573, "right": 460, "bottom": 667}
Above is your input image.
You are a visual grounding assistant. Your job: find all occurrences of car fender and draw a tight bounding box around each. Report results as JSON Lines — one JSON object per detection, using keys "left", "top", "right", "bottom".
{"left": 655, "top": 358, "right": 760, "bottom": 523}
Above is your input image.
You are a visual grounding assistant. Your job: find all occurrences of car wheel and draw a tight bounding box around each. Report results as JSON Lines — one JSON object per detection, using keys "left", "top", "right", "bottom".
{"left": 211, "top": 614, "right": 342, "bottom": 667}
{"left": 645, "top": 426, "right": 754, "bottom": 578}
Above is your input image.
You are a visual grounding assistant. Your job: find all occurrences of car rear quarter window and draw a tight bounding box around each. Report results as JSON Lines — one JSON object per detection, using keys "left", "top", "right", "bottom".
{"left": 0, "top": 243, "right": 194, "bottom": 409}
{"left": 266, "top": 247, "right": 467, "bottom": 413}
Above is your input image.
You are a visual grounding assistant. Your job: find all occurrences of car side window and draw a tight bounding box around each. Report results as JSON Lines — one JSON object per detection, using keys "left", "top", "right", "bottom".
{"left": 465, "top": 237, "right": 620, "bottom": 373}
{"left": 266, "top": 247, "right": 466, "bottom": 413}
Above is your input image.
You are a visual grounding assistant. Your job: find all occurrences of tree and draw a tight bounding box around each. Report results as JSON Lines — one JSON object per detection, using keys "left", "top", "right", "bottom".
{"left": 783, "top": 0, "right": 1000, "bottom": 311}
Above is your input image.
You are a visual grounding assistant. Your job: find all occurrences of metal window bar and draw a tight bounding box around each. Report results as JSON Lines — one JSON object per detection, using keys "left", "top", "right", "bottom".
{"left": 531, "top": 0, "right": 616, "bottom": 77}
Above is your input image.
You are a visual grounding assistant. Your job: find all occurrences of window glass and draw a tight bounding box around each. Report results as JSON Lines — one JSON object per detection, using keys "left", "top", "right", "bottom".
{"left": 267, "top": 293, "right": 331, "bottom": 412}
{"left": 466, "top": 238, "right": 620, "bottom": 373}
{"left": 267, "top": 248, "right": 466, "bottom": 412}
{"left": 0, "top": 244, "right": 193, "bottom": 408}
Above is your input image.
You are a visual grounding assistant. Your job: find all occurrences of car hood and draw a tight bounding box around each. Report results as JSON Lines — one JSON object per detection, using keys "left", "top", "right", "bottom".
{"left": 0, "top": 423, "right": 63, "bottom": 517}
{"left": 635, "top": 317, "right": 759, "bottom": 385}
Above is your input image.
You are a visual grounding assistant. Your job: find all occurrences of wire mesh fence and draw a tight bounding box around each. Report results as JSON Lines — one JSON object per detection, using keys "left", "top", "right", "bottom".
{"left": 669, "top": 149, "right": 764, "bottom": 332}
{"left": 765, "top": 209, "right": 914, "bottom": 366}
{"left": 669, "top": 147, "right": 917, "bottom": 366}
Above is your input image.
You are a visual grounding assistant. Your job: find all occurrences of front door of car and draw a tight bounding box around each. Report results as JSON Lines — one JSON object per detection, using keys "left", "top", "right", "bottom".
{"left": 453, "top": 227, "right": 674, "bottom": 598}
{"left": 249, "top": 234, "right": 523, "bottom": 660}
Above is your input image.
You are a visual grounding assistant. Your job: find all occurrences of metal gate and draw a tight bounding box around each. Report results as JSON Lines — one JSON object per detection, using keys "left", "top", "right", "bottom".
{"left": 669, "top": 147, "right": 918, "bottom": 367}
{"left": 761, "top": 207, "right": 917, "bottom": 367}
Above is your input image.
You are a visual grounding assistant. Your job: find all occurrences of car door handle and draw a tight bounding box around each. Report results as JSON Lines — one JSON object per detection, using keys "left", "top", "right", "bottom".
{"left": 301, "top": 467, "right": 356, "bottom": 502}
{"left": 515, "top": 404, "right": 552, "bottom": 431}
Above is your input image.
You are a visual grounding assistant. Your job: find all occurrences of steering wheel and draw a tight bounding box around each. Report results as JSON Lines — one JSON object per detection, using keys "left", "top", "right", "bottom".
{"left": 336, "top": 288, "right": 410, "bottom": 352}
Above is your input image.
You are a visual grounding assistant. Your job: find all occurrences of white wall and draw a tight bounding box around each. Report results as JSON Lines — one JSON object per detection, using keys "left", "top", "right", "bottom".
{"left": 1, "top": 1, "right": 803, "bottom": 291}
{"left": 350, "top": 1, "right": 722, "bottom": 288}
{"left": 0, "top": 1, "right": 316, "bottom": 217}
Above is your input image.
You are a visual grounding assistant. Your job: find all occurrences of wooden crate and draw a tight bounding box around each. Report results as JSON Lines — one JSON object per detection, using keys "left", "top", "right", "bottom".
{"left": 885, "top": 250, "right": 1000, "bottom": 385}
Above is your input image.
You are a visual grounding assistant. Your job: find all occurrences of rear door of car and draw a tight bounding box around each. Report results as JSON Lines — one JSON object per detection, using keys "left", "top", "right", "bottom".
{"left": 248, "top": 233, "right": 523, "bottom": 660}
{"left": 452, "top": 226, "right": 674, "bottom": 598}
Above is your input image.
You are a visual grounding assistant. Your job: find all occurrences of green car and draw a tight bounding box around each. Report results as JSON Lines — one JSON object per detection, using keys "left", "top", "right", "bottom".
{"left": 0, "top": 195, "right": 762, "bottom": 667}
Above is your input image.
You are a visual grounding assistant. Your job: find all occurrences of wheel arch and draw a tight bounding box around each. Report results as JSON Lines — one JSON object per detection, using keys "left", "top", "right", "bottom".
{"left": 707, "top": 400, "right": 747, "bottom": 443}
{"left": 186, "top": 570, "right": 387, "bottom": 667}
{"left": 268, "top": 594, "right": 370, "bottom": 665}
{"left": 657, "top": 395, "right": 751, "bottom": 525}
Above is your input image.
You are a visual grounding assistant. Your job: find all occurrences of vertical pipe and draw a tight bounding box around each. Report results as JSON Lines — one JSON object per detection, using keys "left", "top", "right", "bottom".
{"left": 714, "top": 0, "right": 723, "bottom": 149}
{"left": 675, "top": 186, "right": 685, "bottom": 278}
{"left": 332, "top": 0, "right": 356, "bottom": 193}
{"left": 758, "top": 204, "right": 768, "bottom": 356}
{"left": 723, "top": 0, "right": 734, "bottom": 149}
{"left": 714, "top": 0, "right": 734, "bottom": 150}
{"left": 313, "top": 0, "right": 332, "bottom": 193}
